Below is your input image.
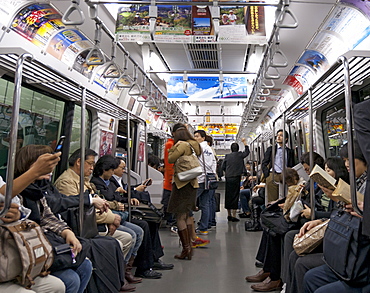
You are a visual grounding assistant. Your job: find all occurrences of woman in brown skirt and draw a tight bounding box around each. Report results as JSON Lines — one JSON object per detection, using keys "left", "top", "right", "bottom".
{"left": 167, "top": 123, "right": 201, "bottom": 260}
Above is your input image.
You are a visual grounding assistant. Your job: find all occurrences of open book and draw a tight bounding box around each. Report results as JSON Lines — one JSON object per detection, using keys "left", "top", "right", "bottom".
{"left": 309, "top": 164, "right": 337, "bottom": 190}
{"left": 332, "top": 178, "right": 364, "bottom": 204}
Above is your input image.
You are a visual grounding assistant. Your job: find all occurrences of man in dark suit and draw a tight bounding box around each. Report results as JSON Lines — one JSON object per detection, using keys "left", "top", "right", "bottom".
{"left": 261, "top": 129, "right": 295, "bottom": 202}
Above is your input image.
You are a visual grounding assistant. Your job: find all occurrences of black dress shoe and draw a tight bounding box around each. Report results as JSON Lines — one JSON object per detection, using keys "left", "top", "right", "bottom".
{"left": 227, "top": 216, "right": 233, "bottom": 221}
{"left": 135, "top": 269, "right": 162, "bottom": 279}
{"left": 239, "top": 212, "right": 251, "bottom": 218}
{"left": 153, "top": 259, "right": 174, "bottom": 270}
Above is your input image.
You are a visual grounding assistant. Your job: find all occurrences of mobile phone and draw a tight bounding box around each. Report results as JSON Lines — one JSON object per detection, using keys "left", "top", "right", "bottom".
{"left": 54, "top": 136, "right": 66, "bottom": 153}
{"left": 143, "top": 179, "right": 152, "bottom": 186}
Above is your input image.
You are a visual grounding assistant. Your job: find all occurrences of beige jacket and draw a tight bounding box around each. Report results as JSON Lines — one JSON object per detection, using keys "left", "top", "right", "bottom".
{"left": 168, "top": 139, "right": 201, "bottom": 189}
{"left": 54, "top": 168, "right": 116, "bottom": 224}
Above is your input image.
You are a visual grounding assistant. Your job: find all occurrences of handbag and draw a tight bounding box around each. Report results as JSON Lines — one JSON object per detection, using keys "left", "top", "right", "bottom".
{"left": 293, "top": 219, "right": 329, "bottom": 255}
{"left": 0, "top": 219, "right": 53, "bottom": 288}
{"left": 45, "top": 231, "right": 90, "bottom": 273}
{"left": 60, "top": 205, "right": 98, "bottom": 239}
{"left": 206, "top": 173, "right": 218, "bottom": 190}
{"left": 132, "top": 202, "right": 164, "bottom": 223}
{"left": 323, "top": 210, "right": 370, "bottom": 286}
{"left": 289, "top": 199, "right": 303, "bottom": 222}
{"left": 260, "top": 199, "right": 298, "bottom": 235}
{"left": 175, "top": 143, "right": 202, "bottom": 181}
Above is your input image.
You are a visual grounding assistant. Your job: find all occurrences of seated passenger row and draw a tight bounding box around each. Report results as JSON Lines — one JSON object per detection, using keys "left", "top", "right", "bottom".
{"left": 0, "top": 145, "right": 173, "bottom": 293}
{"left": 244, "top": 137, "right": 370, "bottom": 293}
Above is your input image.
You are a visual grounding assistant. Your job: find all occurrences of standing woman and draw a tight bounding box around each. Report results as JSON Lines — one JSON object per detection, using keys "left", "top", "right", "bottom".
{"left": 167, "top": 123, "right": 201, "bottom": 260}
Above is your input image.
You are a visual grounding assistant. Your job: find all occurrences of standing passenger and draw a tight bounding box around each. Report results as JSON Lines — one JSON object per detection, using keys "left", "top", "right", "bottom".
{"left": 222, "top": 138, "right": 250, "bottom": 221}
{"left": 194, "top": 130, "right": 217, "bottom": 235}
{"left": 167, "top": 124, "right": 201, "bottom": 260}
{"left": 262, "top": 129, "right": 294, "bottom": 202}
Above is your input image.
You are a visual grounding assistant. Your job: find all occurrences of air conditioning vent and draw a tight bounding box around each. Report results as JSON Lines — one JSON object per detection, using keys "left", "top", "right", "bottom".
{"left": 185, "top": 43, "right": 220, "bottom": 69}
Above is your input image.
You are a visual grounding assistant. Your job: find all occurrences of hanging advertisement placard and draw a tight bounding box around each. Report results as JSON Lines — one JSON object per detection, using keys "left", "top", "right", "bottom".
{"left": 46, "top": 29, "right": 90, "bottom": 63}
{"left": 167, "top": 75, "right": 248, "bottom": 101}
{"left": 296, "top": 50, "right": 330, "bottom": 75}
{"left": 11, "top": 3, "right": 61, "bottom": 43}
{"left": 100, "top": 130, "right": 114, "bottom": 156}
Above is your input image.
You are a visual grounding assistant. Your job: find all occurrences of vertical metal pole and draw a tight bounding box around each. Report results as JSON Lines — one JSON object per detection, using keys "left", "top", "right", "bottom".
{"left": 127, "top": 114, "right": 132, "bottom": 221}
{"left": 145, "top": 123, "right": 149, "bottom": 179}
{"left": 295, "top": 120, "right": 303, "bottom": 160}
{"left": 340, "top": 56, "right": 360, "bottom": 215}
{"left": 272, "top": 122, "right": 276, "bottom": 183}
{"left": 282, "top": 112, "right": 286, "bottom": 198}
{"left": 308, "top": 88, "right": 315, "bottom": 221}
{"left": 79, "top": 88, "right": 86, "bottom": 236}
{"left": 1, "top": 53, "right": 32, "bottom": 217}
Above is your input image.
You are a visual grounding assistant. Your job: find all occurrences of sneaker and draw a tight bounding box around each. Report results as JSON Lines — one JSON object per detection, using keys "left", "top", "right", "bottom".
{"left": 195, "top": 228, "right": 209, "bottom": 235}
{"left": 208, "top": 225, "right": 216, "bottom": 230}
{"left": 170, "top": 226, "right": 178, "bottom": 234}
{"left": 192, "top": 236, "right": 210, "bottom": 248}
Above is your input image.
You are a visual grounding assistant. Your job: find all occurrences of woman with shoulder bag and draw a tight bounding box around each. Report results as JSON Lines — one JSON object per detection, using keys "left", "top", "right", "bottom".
{"left": 15, "top": 145, "right": 93, "bottom": 293}
{"left": 167, "top": 123, "right": 201, "bottom": 260}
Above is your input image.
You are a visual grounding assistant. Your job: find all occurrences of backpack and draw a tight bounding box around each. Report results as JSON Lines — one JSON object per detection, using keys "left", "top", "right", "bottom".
{"left": 0, "top": 219, "right": 53, "bottom": 288}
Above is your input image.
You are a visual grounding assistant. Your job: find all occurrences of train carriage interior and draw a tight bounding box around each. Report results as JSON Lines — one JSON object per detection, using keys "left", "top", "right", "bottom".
{"left": 0, "top": 0, "right": 370, "bottom": 292}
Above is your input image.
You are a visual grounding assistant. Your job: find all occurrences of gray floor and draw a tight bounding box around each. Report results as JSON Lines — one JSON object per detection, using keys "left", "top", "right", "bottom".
{"left": 135, "top": 186, "right": 280, "bottom": 293}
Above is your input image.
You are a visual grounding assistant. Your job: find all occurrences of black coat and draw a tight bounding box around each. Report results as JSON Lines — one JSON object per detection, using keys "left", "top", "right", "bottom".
{"left": 221, "top": 145, "right": 250, "bottom": 178}
{"left": 261, "top": 145, "right": 295, "bottom": 178}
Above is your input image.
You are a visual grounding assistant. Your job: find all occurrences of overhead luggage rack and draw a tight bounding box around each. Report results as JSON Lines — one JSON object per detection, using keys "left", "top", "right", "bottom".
{"left": 284, "top": 52, "right": 370, "bottom": 122}
{"left": 0, "top": 53, "right": 133, "bottom": 120}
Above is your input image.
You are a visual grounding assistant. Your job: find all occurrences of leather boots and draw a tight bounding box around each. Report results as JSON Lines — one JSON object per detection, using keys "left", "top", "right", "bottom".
{"left": 125, "top": 256, "right": 142, "bottom": 284}
{"left": 187, "top": 225, "right": 194, "bottom": 256}
{"left": 174, "top": 228, "right": 192, "bottom": 260}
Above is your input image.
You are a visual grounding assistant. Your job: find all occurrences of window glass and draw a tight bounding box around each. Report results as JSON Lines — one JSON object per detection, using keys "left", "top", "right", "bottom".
{"left": 322, "top": 101, "right": 346, "bottom": 157}
{"left": 69, "top": 104, "right": 91, "bottom": 155}
{"left": 0, "top": 78, "right": 65, "bottom": 178}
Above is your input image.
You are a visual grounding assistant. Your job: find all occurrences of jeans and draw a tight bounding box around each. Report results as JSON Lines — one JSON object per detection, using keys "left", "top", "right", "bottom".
{"left": 304, "top": 264, "right": 370, "bottom": 293}
{"left": 197, "top": 183, "right": 211, "bottom": 231}
{"left": 240, "top": 188, "right": 251, "bottom": 213}
{"left": 208, "top": 189, "right": 217, "bottom": 227}
{"left": 52, "top": 258, "right": 92, "bottom": 293}
{"left": 118, "top": 221, "right": 144, "bottom": 262}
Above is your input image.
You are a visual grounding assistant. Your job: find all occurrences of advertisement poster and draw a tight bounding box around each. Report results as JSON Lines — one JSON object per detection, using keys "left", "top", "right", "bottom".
{"left": 307, "top": 31, "right": 349, "bottom": 64}
{"left": 297, "top": 50, "right": 330, "bottom": 75}
{"left": 32, "top": 18, "right": 65, "bottom": 48}
{"left": 167, "top": 75, "right": 248, "bottom": 100}
{"left": 322, "top": 4, "right": 369, "bottom": 50}
{"left": 72, "top": 50, "right": 99, "bottom": 80}
{"left": 192, "top": 5, "right": 212, "bottom": 35}
{"left": 116, "top": 3, "right": 267, "bottom": 44}
{"left": 197, "top": 124, "right": 238, "bottom": 141}
{"left": 340, "top": 0, "right": 370, "bottom": 19}
{"left": 11, "top": 3, "right": 61, "bottom": 42}
{"left": 100, "top": 130, "right": 114, "bottom": 156}
{"left": 0, "top": 0, "right": 28, "bottom": 28}
{"left": 46, "top": 29, "right": 89, "bottom": 61}
{"left": 137, "top": 141, "right": 145, "bottom": 162}
{"left": 116, "top": 4, "right": 192, "bottom": 43}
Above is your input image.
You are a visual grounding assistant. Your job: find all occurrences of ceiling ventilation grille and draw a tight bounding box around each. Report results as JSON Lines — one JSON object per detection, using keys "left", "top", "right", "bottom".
{"left": 186, "top": 43, "right": 220, "bottom": 69}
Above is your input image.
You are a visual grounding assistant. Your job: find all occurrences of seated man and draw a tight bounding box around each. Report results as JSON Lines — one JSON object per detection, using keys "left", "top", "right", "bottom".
{"left": 54, "top": 149, "right": 137, "bottom": 292}
{"left": 93, "top": 156, "right": 174, "bottom": 274}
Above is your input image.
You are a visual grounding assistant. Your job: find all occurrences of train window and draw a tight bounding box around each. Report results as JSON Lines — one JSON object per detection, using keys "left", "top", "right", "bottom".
{"left": 0, "top": 78, "right": 65, "bottom": 179}
{"left": 321, "top": 100, "right": 346, "bottom": 157}
{"left": 69, "top": 104, "right": 92, "bottom": 155}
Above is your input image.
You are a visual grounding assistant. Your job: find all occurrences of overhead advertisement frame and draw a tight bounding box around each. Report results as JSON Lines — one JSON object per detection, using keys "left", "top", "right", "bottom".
{"left": 115, "top": 0, "right": 268, "bottom": 44}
